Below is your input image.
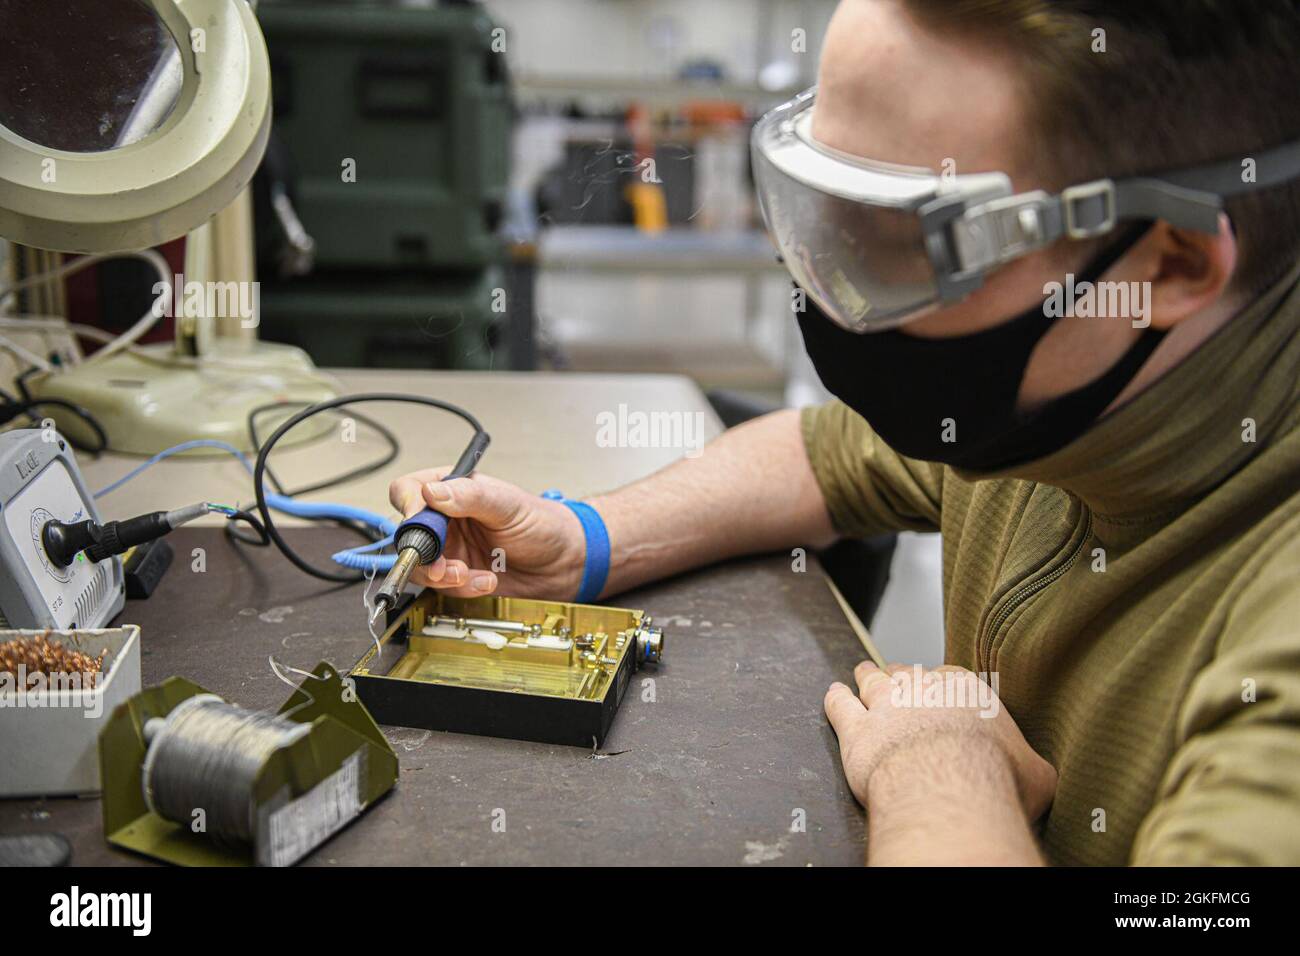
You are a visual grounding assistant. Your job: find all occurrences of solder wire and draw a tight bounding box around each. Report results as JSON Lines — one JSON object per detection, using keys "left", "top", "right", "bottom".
{"left": 267, "top": 656, "right": 333, "bottom": 722}
{"left": 142, "top": 695, "right": 311, "bottom": 845}
{"left": 361, "top": 566, "right": 385, "bottom": 657}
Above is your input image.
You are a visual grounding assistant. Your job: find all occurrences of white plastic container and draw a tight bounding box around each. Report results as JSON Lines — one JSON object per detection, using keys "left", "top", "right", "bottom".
{"left": 0, "top": 626, "right": 141, "bottom": 796}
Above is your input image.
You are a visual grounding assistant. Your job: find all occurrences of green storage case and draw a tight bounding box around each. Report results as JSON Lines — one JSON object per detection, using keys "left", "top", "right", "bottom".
{"left": 258, "top": 2, "right": 511, "bottom": 270}
{"left": 258, "top": 268, "right": 502, "bottom": 369}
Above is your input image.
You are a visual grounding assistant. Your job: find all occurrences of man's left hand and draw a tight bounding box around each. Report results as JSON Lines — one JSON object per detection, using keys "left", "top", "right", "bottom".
{"left": 825, "top": 662, "right": 1057, "bottom": 830}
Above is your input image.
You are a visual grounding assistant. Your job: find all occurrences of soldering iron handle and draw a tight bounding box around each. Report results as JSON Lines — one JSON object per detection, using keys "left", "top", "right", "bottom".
{"left": 451, "top": 430, "right": 491, "bottom": 479}
{"left": 395, "top": 508, "right": 450, "bottom": 563}
{"left": 388, "top": 431, "right": 486, "bottom": 566}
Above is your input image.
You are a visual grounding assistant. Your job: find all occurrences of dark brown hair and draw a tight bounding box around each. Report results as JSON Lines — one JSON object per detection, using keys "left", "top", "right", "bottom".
{"left": 903, "top": 0, "right": 1300, "bottom": 293}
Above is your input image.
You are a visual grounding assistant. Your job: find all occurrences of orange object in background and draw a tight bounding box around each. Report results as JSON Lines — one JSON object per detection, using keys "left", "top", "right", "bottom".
{"left": 626, "top": 180, "right": 669, "bottom": 233}
{"left": 681, "top": 100, "right": 747, "bottom": 127}
{"left": 624, "top": 102, "right": 670, "bottom": 233}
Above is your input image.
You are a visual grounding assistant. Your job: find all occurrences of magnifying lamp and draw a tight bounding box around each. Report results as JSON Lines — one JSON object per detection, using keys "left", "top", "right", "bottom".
{"left": 0, "top": 0, "right": 335, "bottom": 454}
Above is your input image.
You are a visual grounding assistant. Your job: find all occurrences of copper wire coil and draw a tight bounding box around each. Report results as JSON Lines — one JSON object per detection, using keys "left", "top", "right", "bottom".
{"left": 0, "top": 632, "right": 105, "bottom": 689}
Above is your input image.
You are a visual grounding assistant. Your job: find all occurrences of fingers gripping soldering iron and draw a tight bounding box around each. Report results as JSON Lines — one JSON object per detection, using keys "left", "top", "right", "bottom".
{"left": 371, "top": 430, "right": 491, "bottom": 615}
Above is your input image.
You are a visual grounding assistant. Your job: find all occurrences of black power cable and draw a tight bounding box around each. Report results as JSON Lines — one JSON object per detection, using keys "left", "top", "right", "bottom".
{"left": 223, "top": 508, "right": 272, "bottom": 547}
{"left": 251, "top": 393, "right": 488, "bottom": 583}
{"left": 1, "top": 384, "right": 108, "bottom": 455}
{"left": 223, "top": 507, "right": 380, "bottom": 550}
{"left": 223, "top": 402, "right": 401, "bottom": 550}
{"left": 247, "top": 402, "right": 400, "bottom": 498}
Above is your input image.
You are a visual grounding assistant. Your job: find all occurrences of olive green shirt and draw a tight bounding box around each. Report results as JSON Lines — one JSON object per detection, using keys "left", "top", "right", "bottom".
{"left": 801, "top": 262, "right": 1300, "bottom": 866}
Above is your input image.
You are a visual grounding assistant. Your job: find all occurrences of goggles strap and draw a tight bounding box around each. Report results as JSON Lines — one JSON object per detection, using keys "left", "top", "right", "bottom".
{"left": 952, "top": 135, "right": 1300, "bottom": 280}
{"left": 1054, "top": 135, "right": 1300, "bottom": 239}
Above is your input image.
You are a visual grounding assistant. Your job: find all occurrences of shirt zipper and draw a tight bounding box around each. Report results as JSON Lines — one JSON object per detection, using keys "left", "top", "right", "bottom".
{"left": 979, "top": 512, "right": 1093, "bottom": 673}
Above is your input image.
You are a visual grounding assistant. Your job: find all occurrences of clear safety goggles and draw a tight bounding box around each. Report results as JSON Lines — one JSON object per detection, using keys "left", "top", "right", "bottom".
{"left": 752, "top": 87, "right": 1300, "bottom": 332}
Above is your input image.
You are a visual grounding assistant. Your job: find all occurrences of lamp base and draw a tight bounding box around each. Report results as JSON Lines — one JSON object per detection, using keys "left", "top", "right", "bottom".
{"left": 28, "top": 341, "right": 338, "bottom": 456}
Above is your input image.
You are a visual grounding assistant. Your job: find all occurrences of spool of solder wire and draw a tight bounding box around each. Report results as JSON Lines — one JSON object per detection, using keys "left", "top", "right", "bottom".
{"left": 141, "top": 695, "right": 310, "bottom": 844}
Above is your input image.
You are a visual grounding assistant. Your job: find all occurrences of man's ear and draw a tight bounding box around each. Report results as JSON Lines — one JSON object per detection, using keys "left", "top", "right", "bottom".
{"left": 1139, "top": 213, "right": 1239, "bottom": 330}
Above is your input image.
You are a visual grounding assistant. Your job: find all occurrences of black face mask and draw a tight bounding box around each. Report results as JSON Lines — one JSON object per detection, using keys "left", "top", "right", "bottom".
{"left": 796, "top": 226, "right": 1164, "bottom": 471}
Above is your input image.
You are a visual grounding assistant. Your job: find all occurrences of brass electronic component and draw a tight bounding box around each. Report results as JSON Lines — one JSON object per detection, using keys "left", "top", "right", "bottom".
{"left": 350, "top": 592, "right": 665, "bottom": 747}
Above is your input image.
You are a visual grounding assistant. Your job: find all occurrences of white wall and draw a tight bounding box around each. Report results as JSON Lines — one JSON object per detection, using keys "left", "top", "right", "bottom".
{"left": 485, "top": 0, "right": 836, "bottom": 85}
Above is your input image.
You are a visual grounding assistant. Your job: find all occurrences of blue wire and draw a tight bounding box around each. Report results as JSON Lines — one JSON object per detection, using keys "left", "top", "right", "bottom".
{"left": 93, "top": 440, "right": 252, "bottom": 498}
{"left": 93, "top": 439, "right": 401, "bottom": 571}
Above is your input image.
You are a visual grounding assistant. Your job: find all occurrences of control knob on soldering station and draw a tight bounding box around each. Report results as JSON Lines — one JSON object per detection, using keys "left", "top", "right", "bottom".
{"left": 371, "top": 431, "right": 491, "bottom": 616}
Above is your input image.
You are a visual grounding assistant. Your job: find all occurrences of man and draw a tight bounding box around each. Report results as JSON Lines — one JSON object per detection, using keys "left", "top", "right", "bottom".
{"left": 389, "top": 0, "right": 1300, "bottom": 865}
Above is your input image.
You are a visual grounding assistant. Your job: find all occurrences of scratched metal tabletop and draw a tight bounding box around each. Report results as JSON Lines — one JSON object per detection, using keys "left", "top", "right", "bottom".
{"left": 1, "top": 526, "right": 869, "bottom": 866}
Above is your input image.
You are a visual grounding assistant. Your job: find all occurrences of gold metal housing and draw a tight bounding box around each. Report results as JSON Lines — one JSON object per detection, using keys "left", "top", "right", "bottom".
{"left": 351, "top": 592, "right": 664, "bottom": 747}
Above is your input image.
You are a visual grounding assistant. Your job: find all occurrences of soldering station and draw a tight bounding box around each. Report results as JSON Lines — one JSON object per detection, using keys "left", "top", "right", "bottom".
{"left": 0, "top": 383, "right": 670, "bottom": 868}
{"left": 0, "top": 0, "right": 665, "bottom": 868}
{"left": 0, "top": 387, "right": 667, "bottom": 866}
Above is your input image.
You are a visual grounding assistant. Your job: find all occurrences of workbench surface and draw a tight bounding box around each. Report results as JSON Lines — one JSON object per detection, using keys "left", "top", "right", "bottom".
{"left": 84, "top": 368, "right": 730, "bottom": 520}
{"left": 2, "top": 370, "right": 868, "bottom": 864}
{"left": 1, "top": 528, "right": 868, "bottom": 866}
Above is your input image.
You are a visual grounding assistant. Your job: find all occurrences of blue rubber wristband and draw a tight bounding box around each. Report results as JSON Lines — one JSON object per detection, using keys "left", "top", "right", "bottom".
{"left": 542, "top": 490, "right": 609, "bottom": 603}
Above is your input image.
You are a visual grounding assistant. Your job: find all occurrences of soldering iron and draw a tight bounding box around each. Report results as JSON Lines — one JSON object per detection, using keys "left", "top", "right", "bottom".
{"left": 371, "top": 429, "right": 490, "bottom": 615}
{"left": 247, "top": 393, "right": 491, "bottom": 604}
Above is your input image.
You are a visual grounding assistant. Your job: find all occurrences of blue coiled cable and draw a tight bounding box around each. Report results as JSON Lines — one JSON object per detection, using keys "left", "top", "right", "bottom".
{"left": 93, "top": 438, "right": 401, "bottom": 572}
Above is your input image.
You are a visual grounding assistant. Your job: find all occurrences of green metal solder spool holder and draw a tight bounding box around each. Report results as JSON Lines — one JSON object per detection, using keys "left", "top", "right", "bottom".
{"left": 99, "top": 662, "right": 397, "bottom": 866}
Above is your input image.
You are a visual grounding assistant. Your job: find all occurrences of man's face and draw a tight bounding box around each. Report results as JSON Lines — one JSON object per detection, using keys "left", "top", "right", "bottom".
{"left": 809, "top": 0, "right": 1144, "bottom": 407}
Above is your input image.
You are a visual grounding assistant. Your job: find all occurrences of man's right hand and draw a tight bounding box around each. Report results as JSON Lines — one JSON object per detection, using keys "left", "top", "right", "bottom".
{"left": 387, "top": 468, "right": 586, "bottom": 599}
{"left": 384, "top": 410, "right": 835, "bottom": 604}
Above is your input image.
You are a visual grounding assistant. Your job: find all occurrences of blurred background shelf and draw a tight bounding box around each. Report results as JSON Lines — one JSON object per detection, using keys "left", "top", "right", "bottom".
{"left": 538, "top": 225, "right": 781, "bottom": 273}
